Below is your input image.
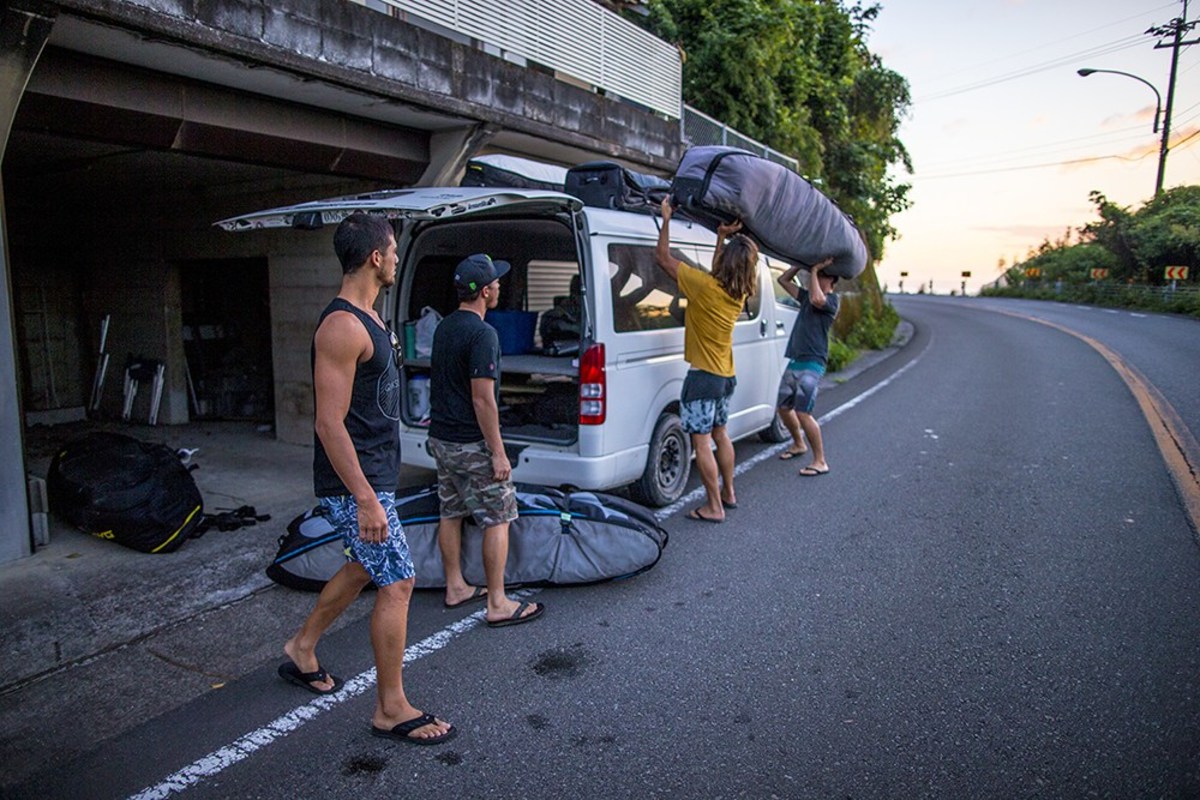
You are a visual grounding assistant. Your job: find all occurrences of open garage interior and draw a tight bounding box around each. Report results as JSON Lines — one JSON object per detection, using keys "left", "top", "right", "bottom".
{"left": 2, "top": 47, "right": 435, "bottom": 444}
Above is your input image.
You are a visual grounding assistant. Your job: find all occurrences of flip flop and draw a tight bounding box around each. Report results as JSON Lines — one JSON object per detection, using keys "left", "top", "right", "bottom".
{"left": 778, "top": 449, "right": 808, "bottom": 460}
{"left": 722, "top": 500, "right": 738, "bottom": 510}
{"left": 371, "top": 713, "right": 457, "bottom": 746}
{"left": 798, "top": 466, "right": 830, "bottom": 477}
{"left": 686, "top": 507, "right": 724, "bottom": 524}
{"left": 277, "top": 661, "right": 344, "bottom": 695}
{"left": 444, "top": 585, "right": 488, "bottom": 609}
{"left": 487, "top": 600, "right": 545, "bottom": 628}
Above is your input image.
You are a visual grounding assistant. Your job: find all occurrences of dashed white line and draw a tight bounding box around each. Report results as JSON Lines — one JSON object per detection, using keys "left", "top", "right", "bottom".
{"left": 127, "top": 596, "right": 531, "bottom": 799}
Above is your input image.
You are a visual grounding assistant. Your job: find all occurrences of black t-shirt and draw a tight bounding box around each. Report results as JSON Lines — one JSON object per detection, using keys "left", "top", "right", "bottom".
{"left": 428, "top": 309, "right": 501, "bottom": 443}
{"left": 784, "top": 290, "right": 840, "bottom": 365}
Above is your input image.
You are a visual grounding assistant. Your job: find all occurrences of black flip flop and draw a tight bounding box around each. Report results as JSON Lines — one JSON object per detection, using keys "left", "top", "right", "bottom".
{"left": 277, "top": 661, "right": 344, "bottom": 695}
{"left": 798, "top": 466, "right": 830, "bottom": 477}
{"left": 779, "top": 449, "right": 808, "bottom": 460}
{"left": 686, "top": 507, "right": 723, "bottom": 524}
{"left": 444, "top": 585, "right": 487, "bottom": 609}
{"left": 371, "top": 713, "right": 457, "bottom": 746}
{"left": 487, "top": 600, "right": 545, "bottom": 628}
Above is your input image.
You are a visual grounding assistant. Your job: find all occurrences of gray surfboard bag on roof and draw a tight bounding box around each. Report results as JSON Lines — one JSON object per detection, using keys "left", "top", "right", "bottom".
{"left": 670, "top": 145, "right": 869, "bottom": 280}
{"left": 267, "top": 484, "right": 669, "bottom": 591}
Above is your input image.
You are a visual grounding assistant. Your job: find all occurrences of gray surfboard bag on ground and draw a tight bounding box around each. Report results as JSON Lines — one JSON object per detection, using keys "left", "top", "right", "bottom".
{"left": 670, "top": 145, "right": 869, "bottom": 280}
{"left": 267, "top": 484, "right": 668, "bottom": 591}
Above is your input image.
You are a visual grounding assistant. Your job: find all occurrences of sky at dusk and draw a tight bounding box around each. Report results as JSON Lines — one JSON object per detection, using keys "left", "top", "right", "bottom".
{"left": 868, "top": 0, "right": 1200, "bottom": 294}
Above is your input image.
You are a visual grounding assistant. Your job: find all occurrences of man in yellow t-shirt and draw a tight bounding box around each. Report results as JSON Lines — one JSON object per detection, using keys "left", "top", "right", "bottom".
{"left": 655, "top": 197, "right": 759, "bottom": 523}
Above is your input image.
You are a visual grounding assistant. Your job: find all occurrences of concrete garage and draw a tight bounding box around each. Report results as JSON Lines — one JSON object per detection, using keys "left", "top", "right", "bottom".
{"left": 0, "top": 0, "right": 681, "bottom": 563}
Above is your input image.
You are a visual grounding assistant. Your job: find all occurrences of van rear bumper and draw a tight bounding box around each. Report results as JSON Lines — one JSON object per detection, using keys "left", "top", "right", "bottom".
{"left": 401, "top": 432, "right": 647, "bottom": 492}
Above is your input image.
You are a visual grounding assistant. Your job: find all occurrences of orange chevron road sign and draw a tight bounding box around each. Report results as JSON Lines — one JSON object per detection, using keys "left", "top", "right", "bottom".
{"left": 1165, "top": 266, "right": 1189, "bottom": 280}
{"left": 1090, "top": 268, "right": 1109, "bottom": 280}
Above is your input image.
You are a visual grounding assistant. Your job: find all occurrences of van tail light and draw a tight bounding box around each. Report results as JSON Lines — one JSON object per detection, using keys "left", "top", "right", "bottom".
{"left": 579, "top": 343, "right": 606, "bottom": 425}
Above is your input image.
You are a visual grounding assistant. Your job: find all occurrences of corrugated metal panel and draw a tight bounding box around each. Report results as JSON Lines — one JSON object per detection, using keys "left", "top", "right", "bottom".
{"left": 526, "top": 260, "right": 579, "bottom": 347}
{"left": 526, "top": 260, "right": 579, "bottom": 314}
{"left": 371, "top": 0, "right": 680, "bottom": 118}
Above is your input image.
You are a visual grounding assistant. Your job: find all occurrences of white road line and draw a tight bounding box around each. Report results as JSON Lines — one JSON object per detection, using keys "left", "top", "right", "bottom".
{"left": 658, "top": 343, "right": 926, "bottom": 521}
{"left": 128, "top": 593, "right": 535, "bottom": 800}
{"left": 130, "top": 339, "right": 928, "bottom": 798}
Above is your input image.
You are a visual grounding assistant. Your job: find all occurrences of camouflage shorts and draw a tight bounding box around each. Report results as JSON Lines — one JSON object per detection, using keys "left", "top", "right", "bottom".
{"left": 428, "top": 437, "right": 518, "bottom": 528}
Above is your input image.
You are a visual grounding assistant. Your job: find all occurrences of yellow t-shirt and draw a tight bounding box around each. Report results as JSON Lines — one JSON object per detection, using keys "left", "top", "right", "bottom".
{"left": 676, "top": 264, "right": 745, "bottom": 378}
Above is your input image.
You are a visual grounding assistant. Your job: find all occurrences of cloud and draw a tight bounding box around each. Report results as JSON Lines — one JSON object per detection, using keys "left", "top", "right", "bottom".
{"left": 942, "top": 117, "right": 970, "bottom": 135}
{"left": 1101, "top": 105, "right": 1157, "bottom": 129}
{"left": 972, "top": 223, "right": 1064, "bottom": 239}
{"left": 1057, "top": 125, "right": 1198, "bottom": 173}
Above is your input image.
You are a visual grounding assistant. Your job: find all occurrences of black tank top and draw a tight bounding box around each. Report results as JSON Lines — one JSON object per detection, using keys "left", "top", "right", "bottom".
{"left": 312, "top": 298, "right": 401, "bottom": 497}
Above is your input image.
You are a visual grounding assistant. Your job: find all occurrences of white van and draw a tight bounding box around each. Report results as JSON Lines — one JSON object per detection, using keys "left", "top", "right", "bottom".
{"left": 220, "top": 187, "right": 798, "bottom": 505}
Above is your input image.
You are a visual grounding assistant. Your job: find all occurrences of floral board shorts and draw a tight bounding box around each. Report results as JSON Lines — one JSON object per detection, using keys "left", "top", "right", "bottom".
{"left": 319, "top": 491, "right": 414, "bottom": 586}
{"left": 680, "top": 369, "right": 735, "bottom": 435}
{"left": 428, "top": 437, "right": 518, "bottom": 528}
{"left": 680, "top": 396, "right": 731, "bottom": 435}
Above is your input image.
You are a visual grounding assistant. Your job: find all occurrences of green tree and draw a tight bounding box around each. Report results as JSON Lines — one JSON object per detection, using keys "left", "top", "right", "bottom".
{"left": 636, "top": 0, "right": 912, "bottom": 262}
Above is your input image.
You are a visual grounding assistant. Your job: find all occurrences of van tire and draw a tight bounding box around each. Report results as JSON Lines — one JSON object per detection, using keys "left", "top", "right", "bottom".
{"left": 630, "top": 412, "right": 691, "bottom": 507}
{"left": 758, "top": 410, "right": 789, "bottom": 443}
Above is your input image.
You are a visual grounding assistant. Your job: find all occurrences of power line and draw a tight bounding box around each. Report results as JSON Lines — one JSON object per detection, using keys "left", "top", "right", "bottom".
{"left": 917, "top": 149, "right": 1158, "bottom": 181}
{"left": 915, "top": 34, "right": 1147, "bottom": 103}
{"left": 913, "top": 2, "right": 1177, "bottom": 89}
{"left": 916, "top": 124, "right": 1152, "bottom": 171}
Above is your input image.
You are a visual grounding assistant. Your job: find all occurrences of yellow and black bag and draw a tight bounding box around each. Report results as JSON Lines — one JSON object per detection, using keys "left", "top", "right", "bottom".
{"left": 47, "top": 432, "right": 203, "bottom": 553}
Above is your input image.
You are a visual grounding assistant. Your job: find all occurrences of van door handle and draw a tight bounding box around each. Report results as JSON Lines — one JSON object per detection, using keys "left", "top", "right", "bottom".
{"left": 760, "top": 319, "right": 768, "bottom": 336}
{"left": 776, "top": 320, "right": 786, "bottom": 330}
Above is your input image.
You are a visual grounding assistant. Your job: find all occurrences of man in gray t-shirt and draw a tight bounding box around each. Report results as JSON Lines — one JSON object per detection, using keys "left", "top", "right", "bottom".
{"left": 775, "top": 259, "right": 839, "bottom": 477}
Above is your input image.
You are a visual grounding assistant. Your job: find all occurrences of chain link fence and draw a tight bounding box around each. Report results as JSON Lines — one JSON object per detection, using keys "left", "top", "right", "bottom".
{"left": 682, "top": 106, "right": 799, "bottom": 172}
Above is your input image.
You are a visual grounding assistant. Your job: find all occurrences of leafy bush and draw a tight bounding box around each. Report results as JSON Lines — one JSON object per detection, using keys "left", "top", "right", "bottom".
{"left": 827, "top": 337, "right": 857, "bottom": 373}
{"left": 846, "top": 299, "right": 900, "bottom": 350}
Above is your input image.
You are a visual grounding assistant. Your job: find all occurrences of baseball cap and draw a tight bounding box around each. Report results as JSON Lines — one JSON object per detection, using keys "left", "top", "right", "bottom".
{"left": 453, "top": 253, "right": 511, "bottom": 294}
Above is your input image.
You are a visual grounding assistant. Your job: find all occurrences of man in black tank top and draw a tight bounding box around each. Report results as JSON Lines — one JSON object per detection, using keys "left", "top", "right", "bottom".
{"left": 278, "top": 214, "right": 455, "bottom": 746}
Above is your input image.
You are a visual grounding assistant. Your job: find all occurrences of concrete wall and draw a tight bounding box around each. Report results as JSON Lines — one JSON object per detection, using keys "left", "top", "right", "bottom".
{"left": 54, "top": 0, "right": 681, "bottom": 171}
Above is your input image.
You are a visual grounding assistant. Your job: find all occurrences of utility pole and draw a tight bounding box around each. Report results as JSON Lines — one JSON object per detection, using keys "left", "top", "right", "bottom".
{"left": 1149, "top": 0, "right": 1198, "bottom": 195}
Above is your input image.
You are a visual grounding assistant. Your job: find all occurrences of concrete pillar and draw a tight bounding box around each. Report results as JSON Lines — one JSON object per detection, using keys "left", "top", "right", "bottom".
{"left": 416, "top": 123, "right": 499, "bottom": 187}
{"left": 0, "top": 0, "right": 55, "bottom": 563}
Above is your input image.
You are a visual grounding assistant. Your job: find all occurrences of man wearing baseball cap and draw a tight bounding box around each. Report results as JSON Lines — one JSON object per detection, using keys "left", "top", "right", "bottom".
{"left": 429, "top": 254, "right": 545, "bottom": 628}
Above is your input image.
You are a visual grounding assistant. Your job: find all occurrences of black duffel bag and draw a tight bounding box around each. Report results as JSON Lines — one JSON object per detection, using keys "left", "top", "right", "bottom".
{"left": 47, "top": 432, "right": 204, "bottom": 553}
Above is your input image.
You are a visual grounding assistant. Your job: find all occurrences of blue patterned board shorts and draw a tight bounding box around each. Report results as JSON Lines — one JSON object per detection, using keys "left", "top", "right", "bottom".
{"left": 777, "top": 367, "right": 822, "bottom": 414}
{"left": 680, "top": 395, "right": 731, "bottom": 435}
{"left": 319, "top": 491, "right": 414, "bottom": 586}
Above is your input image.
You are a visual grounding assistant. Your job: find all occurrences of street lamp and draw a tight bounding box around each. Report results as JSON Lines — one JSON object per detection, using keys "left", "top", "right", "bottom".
{"left": 1077, "top": 67, "right": 1166, "bottom": 194}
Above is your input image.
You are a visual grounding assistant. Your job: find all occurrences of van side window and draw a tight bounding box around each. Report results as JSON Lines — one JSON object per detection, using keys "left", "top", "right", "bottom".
{"left": 767, "top": 257, "right": 801, "bottom": 308}
{"left": 608, "top": 243, "right": 687, "bottom": 332}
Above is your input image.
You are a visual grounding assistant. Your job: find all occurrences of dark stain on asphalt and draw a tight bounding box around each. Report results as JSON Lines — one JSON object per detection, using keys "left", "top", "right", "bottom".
{"left": 532, "top": 643, "right": 589, "bottom": 679}
{"left": 527, "top": 713, "right": 551, "bottom": 730}
{"left": 436, "top": 751, "right": 463, "bottom": 766}
{"left": 341, "top": 754, "right": 387, "bottom": 776}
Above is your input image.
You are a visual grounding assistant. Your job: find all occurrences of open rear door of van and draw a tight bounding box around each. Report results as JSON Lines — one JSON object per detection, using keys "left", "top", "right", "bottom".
{"left": 215, "top": 187, "right": 583, "bottom": 231}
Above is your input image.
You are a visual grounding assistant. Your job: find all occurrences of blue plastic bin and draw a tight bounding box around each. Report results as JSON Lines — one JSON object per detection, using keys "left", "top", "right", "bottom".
{"left": 485, "top": 310, "right": 537, "bottom": 355}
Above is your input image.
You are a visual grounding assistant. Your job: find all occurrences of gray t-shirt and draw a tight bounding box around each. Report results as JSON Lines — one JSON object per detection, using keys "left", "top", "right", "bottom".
{"left": 784, "top": 290, "right": 839, "bottom": 366}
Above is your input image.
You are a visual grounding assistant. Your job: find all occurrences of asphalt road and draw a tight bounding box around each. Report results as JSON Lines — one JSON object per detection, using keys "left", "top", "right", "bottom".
{"left": 11, "top": 296, "right": 1200, "bottom": 799}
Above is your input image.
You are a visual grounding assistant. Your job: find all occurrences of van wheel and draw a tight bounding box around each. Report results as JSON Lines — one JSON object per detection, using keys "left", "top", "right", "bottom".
{"left": 758, "top": 410, "right": 789, "bottom": 443}
{"left": 630, "top": 412, "right": 691, "bottom": 507}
